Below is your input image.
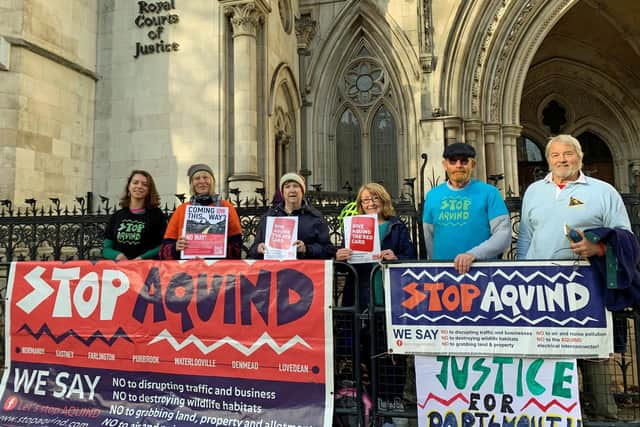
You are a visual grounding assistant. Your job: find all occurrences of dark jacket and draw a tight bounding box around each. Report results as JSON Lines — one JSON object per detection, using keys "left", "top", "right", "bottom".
{"left": 586, "top": 227, "right": 640, "bottom": 311}
{"left": 248, "top": 200, "right": 336, "bottom": 259}
{"left": 342, "top": 216, "right": 417, "bottom": 308}
{"left": 379, "top": 216, "right": 417, "bottom": 261}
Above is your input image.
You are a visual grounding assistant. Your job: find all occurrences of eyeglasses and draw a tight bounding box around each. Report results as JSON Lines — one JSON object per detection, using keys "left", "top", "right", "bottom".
{"left": 446, "top": 158, "right": 470, "bottom": 165}
{"left": 360, "top": 196, "right": 380, "bottom": 205}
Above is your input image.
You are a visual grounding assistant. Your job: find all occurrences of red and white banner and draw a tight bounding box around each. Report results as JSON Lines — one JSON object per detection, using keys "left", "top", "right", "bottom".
{"left": 0, "top": 260, "right": 334, "bottom": 427}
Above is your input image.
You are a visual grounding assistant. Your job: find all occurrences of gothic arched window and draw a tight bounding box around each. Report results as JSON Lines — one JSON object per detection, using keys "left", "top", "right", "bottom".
{"left": 371, "top": 105, "right": 397, "bottom": 191}
{"left": 334, "top": 43, "right": 401, "bottom": 194}
{"left": 336, "top": 109, "right": 361, "bottom": 191}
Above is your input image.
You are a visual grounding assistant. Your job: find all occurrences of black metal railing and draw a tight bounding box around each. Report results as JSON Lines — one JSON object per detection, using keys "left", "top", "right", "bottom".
{"left": 0, "top": 190, "right": 421, "bottom": 262}
{"left": 2, "top": 189, "right": 640, "bottom": 426}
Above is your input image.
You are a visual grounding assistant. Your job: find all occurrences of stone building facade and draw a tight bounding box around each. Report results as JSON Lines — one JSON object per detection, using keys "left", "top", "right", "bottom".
{"left": 0, "top": 0, "right": 639, "bottom": 206}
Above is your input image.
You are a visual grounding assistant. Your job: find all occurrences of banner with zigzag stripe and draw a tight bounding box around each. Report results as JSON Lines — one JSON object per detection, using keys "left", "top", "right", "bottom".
{"left": 383, "top": 260, "right": 612, "bottom": 357}
{"left": 0, "top": 260, "right": 334, "bottom": 427}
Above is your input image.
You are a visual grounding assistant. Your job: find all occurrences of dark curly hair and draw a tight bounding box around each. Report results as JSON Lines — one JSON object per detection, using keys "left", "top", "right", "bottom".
{"left": 119, "top": 170, "right": 161, "bottom": 209}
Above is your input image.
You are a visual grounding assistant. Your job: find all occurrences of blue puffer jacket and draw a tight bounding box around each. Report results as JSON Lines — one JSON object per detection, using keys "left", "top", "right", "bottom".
{"left": 248, "top": 200, "right": 336, "bottom": 259}
{"left": 342, "top": 216, "right": 417, "bottom": 308}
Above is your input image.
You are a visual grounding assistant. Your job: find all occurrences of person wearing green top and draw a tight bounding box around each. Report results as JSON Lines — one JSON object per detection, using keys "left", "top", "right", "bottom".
{"left": 103, "top": 170, "right": 167, "bottom": 260}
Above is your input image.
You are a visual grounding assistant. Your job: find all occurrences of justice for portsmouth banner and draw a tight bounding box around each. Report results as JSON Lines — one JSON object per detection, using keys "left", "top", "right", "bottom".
{"left": 384, "top": 261, "right": 612, "bottom": 357}
{"left": 0, "top": 260, "right": 333, "bottom": 427}
{"left": 415, "top": 355, "right": 583, "bottom": 427}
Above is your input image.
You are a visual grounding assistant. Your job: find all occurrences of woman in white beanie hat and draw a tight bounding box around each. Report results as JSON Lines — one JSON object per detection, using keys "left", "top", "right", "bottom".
{"left": 248, "top": 172, "right": 335, "bottom": 259}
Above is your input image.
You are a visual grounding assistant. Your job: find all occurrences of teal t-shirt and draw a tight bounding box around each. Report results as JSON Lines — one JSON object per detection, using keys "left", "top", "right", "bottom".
{"left": 423, "top": 179, "right": 508, "bottom": 260}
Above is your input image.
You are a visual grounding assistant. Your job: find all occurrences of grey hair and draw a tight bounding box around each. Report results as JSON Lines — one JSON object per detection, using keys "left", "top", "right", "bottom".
{"left": 545, "top": 134, "right": 584, "bottom": 161}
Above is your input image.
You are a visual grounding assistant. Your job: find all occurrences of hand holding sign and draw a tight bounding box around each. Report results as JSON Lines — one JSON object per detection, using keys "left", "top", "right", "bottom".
{"left": 343, "top": 214, "right": 380, "bottom": 263}
{"left": 264, "top": 216, "right": 298, "bottom": 260}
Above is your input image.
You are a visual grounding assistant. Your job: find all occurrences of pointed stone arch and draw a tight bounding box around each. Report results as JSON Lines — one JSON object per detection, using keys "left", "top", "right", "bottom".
{"left": 268, "top": 63, "right": 301, "bottom": 115}
{"left": 265, "top": 62, "right": 302, "bottom": 192}
{"left": 523, "top": 58, "right": 640, "bottom": 191}
{"left": 307, "top": 0, "right": 420, "bottom": 192}
{"left": 570, "top": 120, "right": 626, "bottom": 190}
{"left": 439, "top": 0, "right": 640, "bottom": 194}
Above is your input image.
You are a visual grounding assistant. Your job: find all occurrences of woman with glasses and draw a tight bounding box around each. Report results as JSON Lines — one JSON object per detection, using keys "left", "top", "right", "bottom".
{"left": 335, "top": 183, "right": 416, "bottom": 414}
{"left": 336, "top": 182, "right": 416, "bottom": 307}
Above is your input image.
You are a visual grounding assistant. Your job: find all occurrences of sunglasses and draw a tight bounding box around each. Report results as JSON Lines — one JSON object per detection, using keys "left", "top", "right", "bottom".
{"left": 446, "top": 158, "right": 471, "bottom": 165}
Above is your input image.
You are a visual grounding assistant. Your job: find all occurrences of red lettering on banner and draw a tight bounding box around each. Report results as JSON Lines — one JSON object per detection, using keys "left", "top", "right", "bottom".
{"left": 8, "top": 260, "right": 329, "bottom": 383}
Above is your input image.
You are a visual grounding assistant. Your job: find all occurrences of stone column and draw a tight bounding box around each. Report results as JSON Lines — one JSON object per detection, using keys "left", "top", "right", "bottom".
{"left": 295, "top": 14, "right": 317, "bottom": 178}
{"left": 484, "top": 124, "right": 502, "bottom": 191}
{"left": 222, "top": 0, "right": 270, "bottom": 199}
{"left": 443, "top": 117, "right": 462, "bottom": 146}
{"left": 464, "top": 120, "right": 485, "bottom": 181}
{"left": 502, "top": 125, "right": 522, "bottom": 196}
{"left": 630, "top": 161, "right": 640, "bottom": 193}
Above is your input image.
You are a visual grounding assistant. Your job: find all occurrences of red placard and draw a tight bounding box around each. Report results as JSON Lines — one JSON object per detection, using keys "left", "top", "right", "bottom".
{"left": 348, "top": 215, "right": 376, "bottom": 252}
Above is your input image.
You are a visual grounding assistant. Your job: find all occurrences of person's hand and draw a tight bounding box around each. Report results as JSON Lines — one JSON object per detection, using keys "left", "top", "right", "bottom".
{"left": 176, "top": 236, "right": 188, "bottom": 251}
{"left": 294, "top": 240, "right": 306, "bottom": 254}
{"left": 115, "top": 253, "right": 128, "bottom": 261}
{"left": 257, "top": 243, "right": 266, "bottom": 254}
{"left": 453, "top": 253, "right": 475, "bottom": 274}
{"left": 569, "top": 230, "right": 601, "bottom": 258}
{"left": 378, "top": 249, "right": 398, "bottom": 261}
{"left": 336, "top": 248, "right": 352, "bottom": 261}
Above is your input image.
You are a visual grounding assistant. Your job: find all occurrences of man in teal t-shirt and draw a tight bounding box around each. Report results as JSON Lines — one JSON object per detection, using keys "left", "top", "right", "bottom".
{"left": 422, "top": 142, "right": 511, "bottom": 273}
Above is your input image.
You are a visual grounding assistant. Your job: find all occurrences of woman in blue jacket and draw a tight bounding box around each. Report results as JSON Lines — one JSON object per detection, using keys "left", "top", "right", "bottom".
{"left": 336, "top": 182, "right": 417, "bottom": 410}
{"left": 336, "top": 182, "right": 416, "bottom": 308}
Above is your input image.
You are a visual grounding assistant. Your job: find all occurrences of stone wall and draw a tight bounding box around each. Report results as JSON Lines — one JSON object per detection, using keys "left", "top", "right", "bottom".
{"left": 95, "top": 1, "right": 228, "bottom": 204}
{"left": 0, "top": 0, "right": 97, "bottom": 204}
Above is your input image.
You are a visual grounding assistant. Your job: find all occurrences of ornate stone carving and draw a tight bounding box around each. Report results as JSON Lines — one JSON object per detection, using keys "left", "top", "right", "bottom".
{"left": 471, "top": 2, "right": 508, "bottom": 116}
{"left": 274, "top": 106, "right": 292, "bottom": 137}
{"left": 420, "top": 0, "right": 435, "bottom": 73}
{"left": 295, "top": 13, "right": 317, "bottom": 51}
{"left": 224, "top": 3, "right": 265, "bottom": 37}
{"left": 340, "top": 58, "right": 387, "bottom": 107}
{"left": 489, "top": 1, "right": 535, "bottom": 121}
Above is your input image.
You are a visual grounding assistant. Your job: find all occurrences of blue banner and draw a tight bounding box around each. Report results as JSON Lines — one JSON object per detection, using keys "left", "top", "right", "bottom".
{"left": 384, "top": 261, "right": 612, "bottom": 357}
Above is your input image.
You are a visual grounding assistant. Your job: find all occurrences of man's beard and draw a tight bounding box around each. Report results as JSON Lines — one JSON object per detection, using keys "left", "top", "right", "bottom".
{"left": 552, "top": 164, "right": 579, "bottom": 179}
{"left": 450, "top": 171, "right": 469, "bottom": 183}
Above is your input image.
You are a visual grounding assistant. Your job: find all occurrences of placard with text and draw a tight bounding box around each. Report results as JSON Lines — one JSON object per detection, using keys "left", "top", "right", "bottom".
{"left": 343, "top": 214, "right": 380, "bottom": 264}
{"left": 181, "top": 205, "right": 228, "bottom": 259}
{"left": 264, "top": 216, "right": 298, "bottom": 260}
{"left": 415, "top": 355, "right": 582, "bottom": 427}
